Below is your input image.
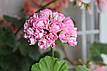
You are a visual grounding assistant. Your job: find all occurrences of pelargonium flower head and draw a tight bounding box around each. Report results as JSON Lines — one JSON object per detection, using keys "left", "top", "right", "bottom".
{"left": 24, "top": 9, "right": 77, "bottom": 49}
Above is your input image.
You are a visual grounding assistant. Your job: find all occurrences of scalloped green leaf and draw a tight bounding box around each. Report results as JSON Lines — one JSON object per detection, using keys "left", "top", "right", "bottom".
{"left": 32, "top": 56, "right": 68, "bottom": 71}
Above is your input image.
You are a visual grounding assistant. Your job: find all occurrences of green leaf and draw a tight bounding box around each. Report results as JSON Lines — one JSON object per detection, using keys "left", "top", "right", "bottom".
{"left": 32, "top": 56, "right": 68, "bottom": 71}
{"left": 74, "top": 65, "right": 89, "bottom": 71}
{"left": 0, "top": 27, "right": 16, "bottom": 56}
{"left": 3, "top": 15, "right": 26, "bottom": 29}
{"left": 89, "top": 42, "right": 107, "bottom": 63}
{"left": 19, "top": 37, "right": 41, "bottom": 60}
{"left": 3, "top": 15, "right": 20, "bottom": 28}
{"left": 0, "top": 51, "right": 35, "bottom": 71}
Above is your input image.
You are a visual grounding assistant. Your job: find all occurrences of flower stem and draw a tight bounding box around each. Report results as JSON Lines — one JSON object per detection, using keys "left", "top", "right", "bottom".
{"left": 51, "top": 48, "right": 54, "bottom": 57}
{"left": 62, "top": 46, "right": 75, "bottom": 65}
{"left": 15, "top": 0, "right": 57, "bottom": 35}
{"left": 35, "top": 0, "right": 56, "bottom": 13}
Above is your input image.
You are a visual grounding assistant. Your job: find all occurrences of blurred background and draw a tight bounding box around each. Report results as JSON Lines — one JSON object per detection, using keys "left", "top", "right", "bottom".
{"left": 0, "top": 0, "right": 107, "bottom": 71}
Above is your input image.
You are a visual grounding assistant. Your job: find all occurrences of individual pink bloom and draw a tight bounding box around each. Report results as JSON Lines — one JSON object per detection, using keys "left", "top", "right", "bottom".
{"left": 63, "top": 17, "right": 74, "bottom": 26}
{"left": 67, "top": 28, "right": 77, "bottom": 47}
{"left": 50, "top": 19, "right": 56, "bottom": 23}
{"left": 24, "top": 33, "right": 30, "bottom": 38}
{"left": 47, "top": 33, "right": 58, "bottom": 44}
{"left": 33, "top": 13, "right": 39, "bottom": 19}
{"left": 59, "top": 31, "right": 70, "bottom": 43}
{"left": 38, "top": 38, "right": 50, "bottom": 49}
{"left": 39, "top": 9, "right": 52, "bottom": 18}
{"left": 24, "top": 22, "right": 29, "bottom": 30}
{"left": 52, "top": 12, "right": 65, "bottom": 21}
{"left": 33, "top": 17, "right": 49, "bottom": 29}
{"left": 68, "top": 37, "right": 77, "bottom": 47}
{"left": 26, "top": 27, "right": 34, "bottom": 35}
{"left": 24, "top": 20, "right": 31, "bottom": 31}
{"left": 71, "top": 28, "right": 77, "bottom": 37}
{"left": 34, "top": 28, "right": 45, "bottom": 39}
{"left": 62, "top": 17, "right": 74, "bottom": 33}
{"left": 81, "top": 0, "right": 91, "bottom": 3}
{"left": 29, "top": 37, "right": 36, "bottom": 45}
{"left": 49, "top": 22, "right": 62, "bottom": 33}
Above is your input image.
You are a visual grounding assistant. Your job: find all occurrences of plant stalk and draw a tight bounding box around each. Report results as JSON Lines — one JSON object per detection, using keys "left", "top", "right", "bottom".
{"left": 62, "top": 46, "right": 75, "bottom": 65}
{"left": 51, "top": 48, "right": 54, "bottom": 57}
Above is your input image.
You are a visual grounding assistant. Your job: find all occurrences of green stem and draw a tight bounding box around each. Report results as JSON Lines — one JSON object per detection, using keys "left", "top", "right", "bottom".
{"left": 35, "top": 0, "right": 56, "bottom": 13}
{"left": 62, "top": 46, "right": 75, "bottom": 65}
{"left": 15, "top": 0, "right": 56, "bottom": 35}
{"left": 15, "top": 23, "right": 24, "bottom": 35}
{"left": 51, "top": 48, "right": 54, "bottom": 57}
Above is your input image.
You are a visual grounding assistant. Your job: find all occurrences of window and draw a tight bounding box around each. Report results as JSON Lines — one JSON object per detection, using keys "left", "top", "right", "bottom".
{"left": 63, "top": 1, "right": 99, "bottom": 62}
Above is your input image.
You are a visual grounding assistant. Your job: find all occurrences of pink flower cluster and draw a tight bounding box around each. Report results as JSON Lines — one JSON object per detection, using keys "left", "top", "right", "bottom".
{"left": 24, "top": 9, "right": 77, "bottom": 49}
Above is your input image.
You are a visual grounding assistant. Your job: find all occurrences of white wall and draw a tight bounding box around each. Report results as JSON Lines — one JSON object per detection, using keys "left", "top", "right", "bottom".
{"left": 100, "top": 12, "right": 107, "bottom": 43}
{"left": 0, "top": 0, "right": 25, "bottom": 17}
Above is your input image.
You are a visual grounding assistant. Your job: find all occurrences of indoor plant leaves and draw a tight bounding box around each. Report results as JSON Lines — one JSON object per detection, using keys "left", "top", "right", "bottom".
{"left": 74, "top": 65, "right": 89, "bottom": 71}
{"left": 32, "top": 56, "right": 68, "bottom": 71}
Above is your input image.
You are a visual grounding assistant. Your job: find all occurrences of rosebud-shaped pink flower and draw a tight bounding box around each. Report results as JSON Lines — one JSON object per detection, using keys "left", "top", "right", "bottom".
{"left": 33, "top": 13, "right": 39, "bottom": 19}
{"left": 39, "top": 9, "right": 52, "bottom": 18}
{"left": 49, "top": 22, "right": 62, "bottom": 33}
{"left": 26, "top": 28, "right": 34, "bottom": 35}
{"left": 38, "top": 38, "right": 50, "bottom": 49}
{"left": 59, "top": 31, "right": 70, "bottom": 43}
{"left": 62, "top": 17, "right": 74, "bottom": 33}
{"left": 52, "top": 12, "right": 65, "bottom": 21}
{"left": 68, "top": 37, "right": 77, "bottom": 47}
{"left": 68, "top": 28, "right": 77, "bottom": 47}
{"left": 34, "top": 28, "right": 45, "bottom": 39}
{"left": 47, "top": 33, "right": 58, "bottom": 44}
{"left": 29, "top": 37, "right": 37, "bottom": 45}
{"left": 33, "top": 17, "right": 49, "bottom": 29}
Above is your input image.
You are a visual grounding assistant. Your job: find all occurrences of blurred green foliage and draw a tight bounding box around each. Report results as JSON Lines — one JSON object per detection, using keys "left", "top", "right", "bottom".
{"left": 0, "top": 26, "right": 41, "bottom": 71}
{"left": 89, "top": 42, "right": 107, "bottom": 63}
{"left": 74, "top": 65, "right": 89, "bottom": 71}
